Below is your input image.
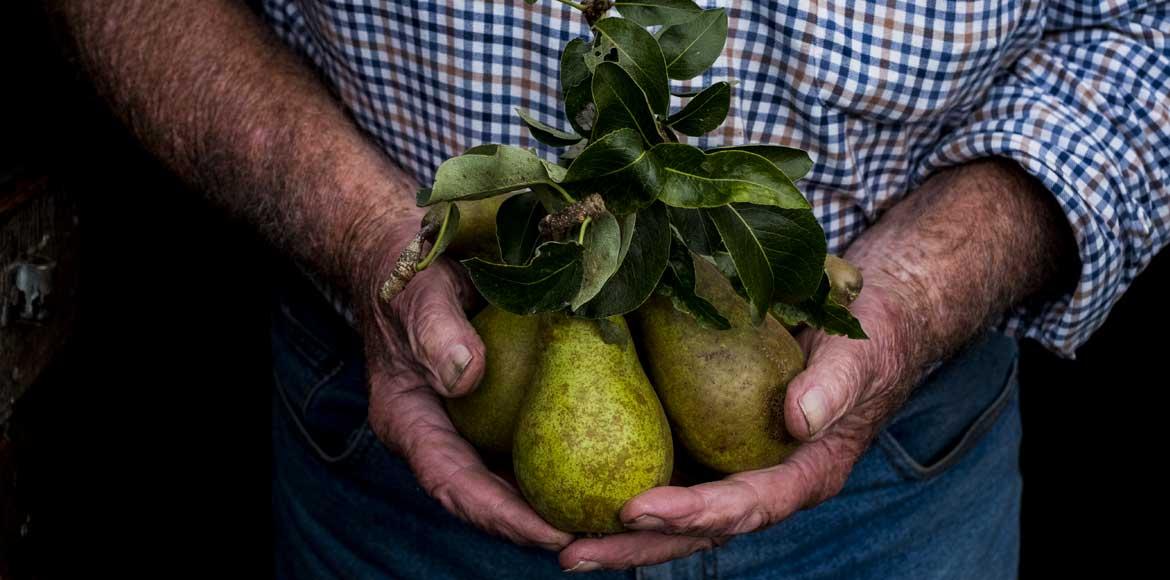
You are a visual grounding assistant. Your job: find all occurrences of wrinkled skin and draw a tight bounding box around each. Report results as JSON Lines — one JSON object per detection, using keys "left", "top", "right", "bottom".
{"left": 360, "top": 219, "right": 573, "bottom": 552}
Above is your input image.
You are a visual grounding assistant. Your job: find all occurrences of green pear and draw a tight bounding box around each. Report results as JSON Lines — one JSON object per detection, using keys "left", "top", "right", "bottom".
{"left": 444, "top": 305, "right": 540, "bottom": 455}
{"left": 825, "top": 255, "right": 863, "bottom": 306}
{"left": 634, "top": 257, "right": 805, "bottom": 473}
{"left": 513, "top": 315, "right": 673, "bottom": 533}
{"left": 446, "top": 196, "right": 510, "bottom": 261}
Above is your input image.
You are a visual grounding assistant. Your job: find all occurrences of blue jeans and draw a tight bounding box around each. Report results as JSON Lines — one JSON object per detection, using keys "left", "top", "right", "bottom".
{"left": 271, "top": 269, "right": 1022, "bottom": 579}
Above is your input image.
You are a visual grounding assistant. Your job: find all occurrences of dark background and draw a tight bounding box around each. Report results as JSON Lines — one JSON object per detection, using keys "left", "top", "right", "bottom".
{"left": 2, "top": 1, "right": 1164, "bottom": 577}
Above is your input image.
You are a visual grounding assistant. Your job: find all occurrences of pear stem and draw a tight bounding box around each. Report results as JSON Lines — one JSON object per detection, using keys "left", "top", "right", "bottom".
{"left": 554, "top": 0, "right": 586, "bottom": 11}
{"left": 380, "top": 221, "right": 438, "bottom": 304}
{"left": 539, "top": 193, "right": 607, "bottom": 241}
{"left": 578, "top": 216, "right": 592, "bottom": 244}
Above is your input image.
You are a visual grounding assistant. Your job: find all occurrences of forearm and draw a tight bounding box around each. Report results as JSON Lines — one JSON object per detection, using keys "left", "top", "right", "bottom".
{"left": 47, "top": 0, "right": 418, "bottom": 293}
{"left": 845, "top": 158, "right": 1078, "bottom": 377}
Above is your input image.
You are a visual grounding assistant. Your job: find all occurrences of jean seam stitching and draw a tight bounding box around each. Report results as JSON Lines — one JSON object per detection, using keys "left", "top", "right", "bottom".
{"left": 880, "top": 354, "right": 1020, "bottom": 480}
{"left": 274, "top": 364, "right": 370, "bottom": 465}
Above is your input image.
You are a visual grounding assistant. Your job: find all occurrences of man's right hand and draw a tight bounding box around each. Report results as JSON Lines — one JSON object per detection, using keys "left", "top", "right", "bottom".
{"left": 354, "top": 221, "right": 574, "bottom": 552}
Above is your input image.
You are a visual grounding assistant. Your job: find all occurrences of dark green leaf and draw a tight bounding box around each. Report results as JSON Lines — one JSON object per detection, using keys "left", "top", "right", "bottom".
{"left": 416, "top": 202, "right": 460, "bottom": 270}
{"left": 421, "top": 145, "right": 563, "bottom": 205}
{"left": 707, "top": 144, "right": 813, "bottom": 181}
{"left": 771, "top": 274, "right": 867, "bottom": 339}
{"left": 658, "top": 8, "right": 728, "bottom": 80}
{"left": 561, "top": 37, "right": 592, "bottom": 91}
{"left": 591, "top": 62, "right": 664, "bottom": 145}
{"left": 733, "top": 204, "right": 827, "bottom": 302}
{"left": 616, "top": 211, "right": 637, "bottom": 262}
{"left": 564, "top": 83, "right": 596, "bottom": 136}
{"left": 495, "top": 192, "right": 547, "bottom": 265}
{"left": 671, "top": 87, "right": 704, "bottom": 97}
{"left": 576, "top": 202, "right": 671, "bottom": 318}
{"left": 516, "top": 109, "right": 582, "bottom": 147}
{"left": 651, "top": 144, "right": 810, "bottom": 209}
{"left": 704, "top": 205, "right": 773, "bottom": 323}
{"left": 666, "top": 81, "right": 730, "bottom": 136}
{"left": 463, "top": 241, "right": 583, "bottom": 315}
{"left": 590, "top": 18, "right": 670, "bottom": 116}
{"left": 463, "top": 144, "right": 499, "bottom": 155}
{"left": 614, "top": 0, "right": 702, "bottom": 26}
{"left": 563, "top": 128, "right": 664, "bottom": 214}
{"left": 572, "top": 212, "right": 623, "bottom": 310}
{"left": 658, "top": 232, "right": 731, "bottom": 329}
{"left": 667, "top": 206, "right": 722, "bottom": 256}
{"left": 562, "top": 38, "right": 596, "bottom": 135}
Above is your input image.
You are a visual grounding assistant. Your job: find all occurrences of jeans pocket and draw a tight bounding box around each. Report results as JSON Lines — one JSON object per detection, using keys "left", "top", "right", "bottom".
{"left": 270, "top": 274, "right": 373, "bottom": 466}
{"left": 877, "top": 333, "right": 1020, "bottom": 481}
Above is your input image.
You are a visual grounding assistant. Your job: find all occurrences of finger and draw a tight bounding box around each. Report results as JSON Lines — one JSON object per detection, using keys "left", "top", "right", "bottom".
{"left": 783, "top": 335, "right": 870, "bottom": 441}
{"left": 620, "top": 435, "right": 866, "bottom": 537}
{"left": 784, "top": 286, "right": 905, "bottom": 441}
{"left": 394, "top": 259, "right": 485, "bottom": 397}
{"left": 559, "top": 531, "right": 727, "bottom": 572}
{"left": 368, "top": 369, "right": 573, "bottom": 550}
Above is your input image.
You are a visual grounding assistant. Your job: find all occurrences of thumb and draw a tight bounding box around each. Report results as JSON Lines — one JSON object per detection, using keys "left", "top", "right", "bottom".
{"left": 783, "top": 335, "right": 871, "bottom": 441}
{"left": 394, "top": 260, "right": 486, "bottom": 397}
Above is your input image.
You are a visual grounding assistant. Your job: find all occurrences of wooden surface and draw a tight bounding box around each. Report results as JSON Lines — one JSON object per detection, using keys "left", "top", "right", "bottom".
{"left": 0, "top": 175, "right": 79, "bottom": 426}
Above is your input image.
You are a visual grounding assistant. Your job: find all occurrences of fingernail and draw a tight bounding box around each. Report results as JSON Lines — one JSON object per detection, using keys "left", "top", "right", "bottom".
{"left": 564, "top": 561, "right": 602, "bottom": 573}
{"left": 625, "top": 514, "right": 665, "bottom": 531}
{"left": 442, "top": 344, "right": 472, "bottom": 392}
{"left": 799, "top": 388, "right": 831, "bottom": 437}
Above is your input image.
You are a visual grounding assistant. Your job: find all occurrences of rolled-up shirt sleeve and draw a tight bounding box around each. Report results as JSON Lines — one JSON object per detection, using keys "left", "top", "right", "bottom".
{"left": 922, "top": 1, "right": 1170, "bottom": 358}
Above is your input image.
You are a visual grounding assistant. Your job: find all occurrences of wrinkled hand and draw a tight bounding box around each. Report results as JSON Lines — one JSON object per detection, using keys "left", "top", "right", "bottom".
{"left": 560, "top": 281, "right": 924, "bottom": 572}
{"left": 355, "top": 219, "right": 573, "bottom": 551}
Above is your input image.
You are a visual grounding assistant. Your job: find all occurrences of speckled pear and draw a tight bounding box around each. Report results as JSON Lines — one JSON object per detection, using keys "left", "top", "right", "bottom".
{"left": 444, "top": 305, "right": 539, "bottom": 454}
{"left": 513, "top": 315, "right": 673, "bottom": 534}
{"left": 634, "top": 257, "right": 806, "bottom": 473}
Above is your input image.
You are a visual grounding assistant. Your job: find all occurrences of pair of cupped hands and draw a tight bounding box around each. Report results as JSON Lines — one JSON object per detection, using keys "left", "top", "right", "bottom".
{"left": 357, "top": 216, "right": 920, "bottom": 573}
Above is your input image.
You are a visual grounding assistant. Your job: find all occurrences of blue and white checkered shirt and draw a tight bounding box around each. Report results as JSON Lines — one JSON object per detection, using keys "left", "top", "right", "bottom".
{"left": 262, "top": 0, "right": 1169, "bottom": 358}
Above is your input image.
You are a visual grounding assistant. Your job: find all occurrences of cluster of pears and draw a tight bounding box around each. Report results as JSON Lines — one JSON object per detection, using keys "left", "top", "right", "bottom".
{"left": 442, "top": 200, "right": 861, "bottom": 534}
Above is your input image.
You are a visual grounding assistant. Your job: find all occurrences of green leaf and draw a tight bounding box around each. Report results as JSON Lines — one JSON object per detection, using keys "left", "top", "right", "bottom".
{"left": 733, "top": 204, "right": 827, "bottom": 302}
{"left": 707, "top": 144, "right": 813, "bottom": 181}
{"left": 562, "top": 38, "right": 596, "bottom": 135}
{"left": 416, "top": 202, "right": 460, "bottom": 270}
{"left": 421, "top": 145, "right": 562, "bottom": 205}
{"left": 463, "top": 241, "right": 584, "bottom": 315}
{"left": 575, "top": 202, "right": 671, "bottom": 318}
{"left": 495, "top": 192, "right": 548, "bottom": 265}
{"left": 563, "top": 128, "right": 664, "bottom": 214}
{"left": 658, "top": 232, "right": 731, "bottom": 329}
{"left": 562, "top": 37, "right": 592, "bottom": 90}
{"left": 704, "top": 205, "right": 773, "bottom": 323}
{"left": 772, "top": 274, "right": 868, "bottom": 339}
{"left": 651, "top": 144, "right": 810, "bottom": 209}
{"left": 591, "top": 62, "right": 664, "bottom": 145}
{"left": 616, "top": 211, "right": 637, "bottom": 262}
{"left": 516, "top": 109, "right": 582, "bottom": 147}
{"left": 658, "top": 8, "right": 728, "bottom": 80}
{"left": 671, "top": 87, "right": 704, "bottom": 97}
{"left": 614, "top": 0, "right": 702, "bottom": 26}
{"left": 666, "top": 81, "right": 730, "bottom": 136}
{"left": 590, "top": 17, "right": 670, "bottom": 116}
{"left": 572, "top": 212, "right": 623, "bottom": 310}
{"left": 667, "top": 206, "right": 722, "bottom": 256}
